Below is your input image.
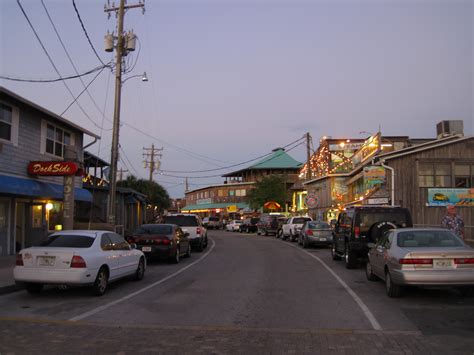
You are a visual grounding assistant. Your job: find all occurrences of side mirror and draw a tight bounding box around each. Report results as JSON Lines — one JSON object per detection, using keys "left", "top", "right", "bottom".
{"left": 367, "top": 242, "right": 375, "bottom": 249}
{"left": 130, "top": 243, "right": 137, "bottom": 249}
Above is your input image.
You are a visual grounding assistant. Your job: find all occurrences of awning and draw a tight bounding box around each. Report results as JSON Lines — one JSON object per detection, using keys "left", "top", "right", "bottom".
{"left": 0, "top": 175, "right": 92, "bottom": 202}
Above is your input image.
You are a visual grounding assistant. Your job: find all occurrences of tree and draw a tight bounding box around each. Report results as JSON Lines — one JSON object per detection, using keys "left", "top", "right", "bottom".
{"left": 117, "top": 176, "right": 171, "bottom": 219}
{"left": 245, "top": 175, "right": 289, "bottom": 211}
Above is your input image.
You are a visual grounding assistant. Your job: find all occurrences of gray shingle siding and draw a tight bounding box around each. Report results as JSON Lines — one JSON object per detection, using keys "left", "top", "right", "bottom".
{"left": 0, "top": 93, "right": 86, "bottom": 188}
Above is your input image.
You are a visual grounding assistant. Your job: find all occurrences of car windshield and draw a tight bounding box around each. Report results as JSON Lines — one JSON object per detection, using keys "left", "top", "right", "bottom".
{"left": 309, "top": 222, "right": 330, "bottom": 229}
{"left": 293, "top": 217, "right": 311, "bottom": 224}
{"left": 164, "top": 215, "right": 198, "bottom": 226}
{"left": 397, "top": 230, "right": 464, "bottom": 248}
{"left": 134, "top": 225, "right": 173, "bottom": 235}
{"left": 40, "top": 234, "right": 95, "bottom": 248}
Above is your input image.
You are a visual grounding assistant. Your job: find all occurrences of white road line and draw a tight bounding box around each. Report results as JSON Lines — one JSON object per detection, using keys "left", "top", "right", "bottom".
{"left": 289, "top": 243, "right": 383, "bottom": 331}
{"left": 69, "top": 238, "right": 216, "bottom": 322}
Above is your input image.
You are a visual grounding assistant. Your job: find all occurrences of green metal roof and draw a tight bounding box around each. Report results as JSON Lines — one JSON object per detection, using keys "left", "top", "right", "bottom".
{"left": 181, "top": 202, "right": 249, "bottom": 211}
{"left": 222, "top": 148, "right": 302, "bottom": 177}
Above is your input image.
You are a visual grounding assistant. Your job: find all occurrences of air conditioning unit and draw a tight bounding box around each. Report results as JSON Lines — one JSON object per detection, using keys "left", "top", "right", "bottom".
{"left": 436, "top": 120, "right": 464, "bottom": 138}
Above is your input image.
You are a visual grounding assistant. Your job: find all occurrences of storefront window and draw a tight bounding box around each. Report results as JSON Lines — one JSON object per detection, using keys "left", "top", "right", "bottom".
{"left": 32, "top": 205, "right": 43, "bottom": 228}
{"left": 454, "top": 164, "right": 472, "bottom": 188}
{"left": 418, "top": 163, "right": 451, "bottom": 187}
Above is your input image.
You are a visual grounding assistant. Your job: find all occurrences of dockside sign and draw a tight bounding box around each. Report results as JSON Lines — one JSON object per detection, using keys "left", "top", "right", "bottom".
{"left": 27, "top": 161, "right": 79, "bottom": 176}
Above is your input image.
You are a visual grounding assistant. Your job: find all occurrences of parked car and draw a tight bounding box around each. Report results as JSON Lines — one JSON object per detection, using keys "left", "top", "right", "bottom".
{"left": 13, "top": 230, "right": 146, "bottom": 296}
{"left": 281, "top": 216, "right": 313, "bottom": 241}
{"left": 203, "top": 216, "right": 222, "bottom": 230}
{"left": 226, "top": 220, "right": 243, "bottom": 232}
{"left": 298, "top": 221, "right": 333, "bottom": 248}
{"left": 240, "top": 217, "right": 260, "bottom": 233}
{"left": 129, "top": 224, "right": 191, "bottom": 263}
{"left": 332, "top": 206, "right": 413, "bottom": 269}
{"left": 366, "top": 228, "right": 474, "bottom": 298}
{"left": 163, "top": 214, "right": 208, "bottom": 252}
{"left": 257, "top": 214, "right": 285, "bottom": 236}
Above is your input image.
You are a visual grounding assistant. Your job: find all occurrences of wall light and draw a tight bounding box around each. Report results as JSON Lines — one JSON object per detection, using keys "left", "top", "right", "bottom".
{"left": 46, "top": 203, "right": 54, "bottom": 211}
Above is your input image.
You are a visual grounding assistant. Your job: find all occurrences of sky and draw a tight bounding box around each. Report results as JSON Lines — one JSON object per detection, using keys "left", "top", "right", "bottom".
{"left": 1, "top": 0, "right": 473, "bottom": 198}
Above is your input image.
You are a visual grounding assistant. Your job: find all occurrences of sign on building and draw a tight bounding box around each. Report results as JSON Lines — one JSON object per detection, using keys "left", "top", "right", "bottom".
{"left": 363, "top": 166, "right": 386, "bottom": 189}
{"left": 427, "top": 188, "right": 474, "bottom": 206}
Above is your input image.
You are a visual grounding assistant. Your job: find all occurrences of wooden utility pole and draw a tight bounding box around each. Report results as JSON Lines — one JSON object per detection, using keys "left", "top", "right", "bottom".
{"left": 143, "top": 144, "right": 163, "bottom": 181}
{"left": 105, "top": 0, "right": 145, "bottom": 225}
{"left": 306, "top": 132, "right": 312, "bottom": 180}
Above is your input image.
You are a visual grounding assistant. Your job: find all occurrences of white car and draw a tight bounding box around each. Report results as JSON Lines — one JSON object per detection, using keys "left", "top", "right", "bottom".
{"left": 226, "top": 220, "right": 243, "bottom": 232}
{"left": 14, "top": 230, "right": 146, "bottom": 296}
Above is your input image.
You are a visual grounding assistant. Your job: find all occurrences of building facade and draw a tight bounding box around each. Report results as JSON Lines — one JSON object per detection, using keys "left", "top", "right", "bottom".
{"left": 0, "top": 87, "right": 97, "bottom": 255}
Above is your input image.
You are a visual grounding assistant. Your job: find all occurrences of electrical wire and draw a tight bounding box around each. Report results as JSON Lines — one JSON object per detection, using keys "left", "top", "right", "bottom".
{"left": 72, "top": 0, "right": 107, "bottom": 66}
{"left": 119, "top": 145, "right": 140, "bottom": 176}
{"left": 159, "top": 135, "right": 306, "bottom": 174}
{"left": 41, "top": 0, "right": 113, "bottom": 132}
{"left": 17, "top": 0, "right": 109, "bottom": 131}
{"left": 0, "top": 64, "right": 109, "bottom": 83}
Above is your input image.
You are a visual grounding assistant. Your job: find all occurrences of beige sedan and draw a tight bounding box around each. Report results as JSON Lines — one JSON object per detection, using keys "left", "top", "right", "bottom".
{"left": 366, "top": 228, "right": 474, "bottom": 298}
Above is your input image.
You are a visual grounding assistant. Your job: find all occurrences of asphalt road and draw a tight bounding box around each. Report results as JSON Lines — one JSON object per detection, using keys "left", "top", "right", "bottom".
{"left": 1, "top": 229, "right": 474, "bottom": 353}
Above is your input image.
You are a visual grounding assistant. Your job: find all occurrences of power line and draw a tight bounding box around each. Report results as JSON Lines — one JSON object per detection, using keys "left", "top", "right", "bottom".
{"left": 41, "top": 0, "right": 113, "bottom": 133}
{"left": 119, "top": 145, "right": 140, "bottom": 176}
{"left": 17, "top": 0, "right": 107, "bottom": 131}
{"left": 159, "top": 135, "right": 306, "bottom": 174}
{"left": 0, "top": 64, "right": 109, "bottom": 82}
{"left": 72, "top": 0, "right": 107, "bottom": 66}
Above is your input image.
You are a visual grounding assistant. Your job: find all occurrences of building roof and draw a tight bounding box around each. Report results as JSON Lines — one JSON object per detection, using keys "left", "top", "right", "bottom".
{"left": 84, "top": 151, "right": 109, "bottom": 168}
{"left": 222, "top": 148, "right": 302, "bottom": 177}
{"left": 185, "top": 181, "right": 255, "bottom": 195}
{"left": 0, "top": 86, "right": 99, "bottom": 139}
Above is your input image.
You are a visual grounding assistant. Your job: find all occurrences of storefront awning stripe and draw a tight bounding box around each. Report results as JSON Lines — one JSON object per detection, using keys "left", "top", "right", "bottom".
{"left": 0, "top": 175, "right": 92, "bottom": 202}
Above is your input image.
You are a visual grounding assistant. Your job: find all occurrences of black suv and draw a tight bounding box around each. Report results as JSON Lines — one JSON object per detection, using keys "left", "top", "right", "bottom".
{"left": 332, "top": 206, "right": 412, "bottom": 269}
{"left": 240, "top": 217, "right": 260, "bottom": 233}
{"left": 257, "top": 214, "right": 285, "bottom": 236}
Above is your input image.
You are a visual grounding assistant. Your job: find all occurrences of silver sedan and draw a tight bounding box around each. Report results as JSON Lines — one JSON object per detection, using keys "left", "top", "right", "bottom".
{"left": 366, "top": 228, "right": 474, "bottom": 298}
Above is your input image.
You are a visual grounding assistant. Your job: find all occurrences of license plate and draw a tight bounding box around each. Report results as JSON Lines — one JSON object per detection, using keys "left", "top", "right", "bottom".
{"left": 434, "top": 259, "right": 453, "bottom": 268}
{"left": 38, "top": 256, "right": 55, "bottom": 266}
{"left": 319, "top": 238, "right": 327, "bottom": 241}
{"left": 142, "top": 246, "right": 152, "bottom": 252}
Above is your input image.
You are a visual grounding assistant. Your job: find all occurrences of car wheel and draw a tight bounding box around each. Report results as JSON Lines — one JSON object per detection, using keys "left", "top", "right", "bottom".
{"left": 185, "top": 243, "right": 192, "bottom": 258}
{"left": 331, "top": 243, "right": 341, "bottom": 260}
{"left": 171, "top": 247, "right": 180, "bottom": 264}
{"left": 385, "top": 270, "right": 403, "bottom": 298}
{"left": 264, "top": 230, "right": 268, "bottom": 236}
{"left": 365, "top": 261, "right": 378, "bottom": 281}
{"left": 134, "top": 257, "right": 145, "bottom": 281}
{"left": 25, "top": 282, "right": 43, "bottom": 294}
{"left": 289, "top": 231, "right": 294, "bottom": 242}
{"left": 92, "top": 267, "right": 108, "bottom": 296}
{"left": 196, "top": 240, "right": 204, "bottom": 252}
{"left": 344, "top": 245, "right": 357, "bottom": 269}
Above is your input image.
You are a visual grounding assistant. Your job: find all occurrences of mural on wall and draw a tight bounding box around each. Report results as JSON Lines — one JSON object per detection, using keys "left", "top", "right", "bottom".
{"left": 427, "top": 188, "right": 474, "bottom": 206}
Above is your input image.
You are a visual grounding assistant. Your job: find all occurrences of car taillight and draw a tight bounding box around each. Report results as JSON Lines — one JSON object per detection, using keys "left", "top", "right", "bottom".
{"left": 16, "top": 254, "right": 23, "bottom": 266}
{"left": 196, "top": 227, "right": 202, "bottom": 235}
{"left": 71, "top": 255, "right": 87, "bottom": 268}
{"left": 454, "top": 258, "right": 474, "bottom": 265}
{"left": 127, "top": 236, "right": 135, "bottom": 244}
{"left": 354, "top": 226, "right": 360, "bottom": 239}
{"left": 399, "top": 258, "right": 433, "bottom": 265}
{"left": 306, "top": 230, "right": 313, "bottom": 236}
{"left": 154, "top": 238, "right": 171, "bottom": 245}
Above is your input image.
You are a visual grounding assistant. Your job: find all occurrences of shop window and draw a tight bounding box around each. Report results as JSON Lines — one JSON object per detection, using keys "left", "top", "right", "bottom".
{"left": 454, "top": 164, "right": 473, "bottom": 188}
{"left": 218, "top": 190, "right": 225, "bottom": 197}
{"left": 42, "top": 121, "right": 73, "bottom": 158}
{"left": 229, "top": 190, "right": 235, "bottom": 196}
{"left": 236, "top": 189, "right": 246, "bottom": 197}
{"left": 32, "top": 205, "right": 43, "bottom": 228}
{"left": 418, "top": 163, "right": 451, "bottom": 187}
{"left": 0, "top": 102, "right": 19, "bottom": 145}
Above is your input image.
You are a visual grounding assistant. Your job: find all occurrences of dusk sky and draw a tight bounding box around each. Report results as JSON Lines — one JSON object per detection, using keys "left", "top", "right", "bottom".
{"left": 1, "top": 0, "right": 472, "bottom": 198}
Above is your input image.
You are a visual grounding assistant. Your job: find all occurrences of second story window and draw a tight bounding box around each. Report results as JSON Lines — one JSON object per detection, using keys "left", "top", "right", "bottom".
{"left": 0, "top": 101, "right": 19, "bottom": 145}
{"left": 45, "top": 123, "right": 71, "bottom": 158}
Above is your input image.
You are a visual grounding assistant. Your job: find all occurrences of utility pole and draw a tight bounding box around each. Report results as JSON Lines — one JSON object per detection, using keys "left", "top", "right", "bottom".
{"left": 104, "top": 0, "right": 145, "bottom": 225}
{"left": 306, "top": 132, "right": 312, "bottom": 180}
{"left": 185, "top": 177, "right": 189, "bottom": 192}
{"left": 143, "top": 144, "right": 163, "bottom": 181}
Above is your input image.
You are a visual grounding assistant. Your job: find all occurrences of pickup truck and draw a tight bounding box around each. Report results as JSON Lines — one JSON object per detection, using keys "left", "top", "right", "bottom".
{"left": 281, "top": 216, "right": 313, "bottom": 242}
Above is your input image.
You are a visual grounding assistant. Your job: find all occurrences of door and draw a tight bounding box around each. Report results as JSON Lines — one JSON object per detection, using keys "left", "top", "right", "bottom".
{"left": 109, "top": 232, "right": 136, "bottom": 276}
{"left": 100, "top": 234, "right": 121, "bottom": 280}
{"left": 0, "top": 200, "right": 9, "bottom": 255}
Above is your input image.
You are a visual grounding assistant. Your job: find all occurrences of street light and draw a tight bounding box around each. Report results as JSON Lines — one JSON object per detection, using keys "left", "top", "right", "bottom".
{"left": 122, "top": 71, "right": 148, "bottom": 84}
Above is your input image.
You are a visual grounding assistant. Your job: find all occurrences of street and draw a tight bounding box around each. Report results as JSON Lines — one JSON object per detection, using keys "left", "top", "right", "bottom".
{"left": 1, "top": 229, "right": 474, "bottom": 354}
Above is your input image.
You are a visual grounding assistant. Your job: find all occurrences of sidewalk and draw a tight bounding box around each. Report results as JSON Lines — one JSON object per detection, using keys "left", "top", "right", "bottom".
{"left": 0, "top": 256, "right": 21, "bottom": 295}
